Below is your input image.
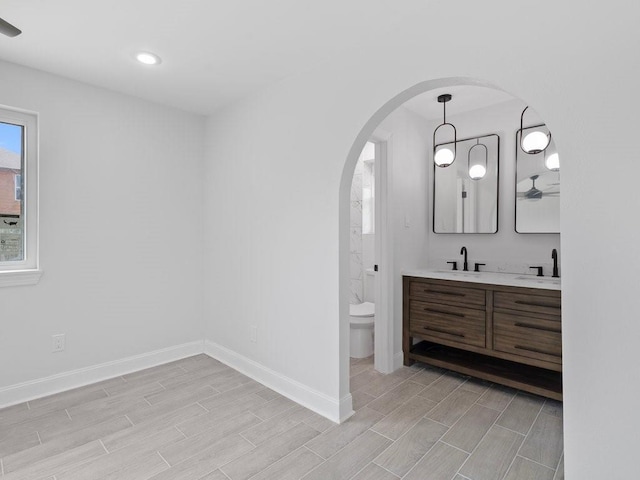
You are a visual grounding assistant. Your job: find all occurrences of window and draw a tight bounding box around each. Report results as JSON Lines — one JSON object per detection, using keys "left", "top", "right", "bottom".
{"left": 0, "top": 105, "right": 40, "bottom": 286}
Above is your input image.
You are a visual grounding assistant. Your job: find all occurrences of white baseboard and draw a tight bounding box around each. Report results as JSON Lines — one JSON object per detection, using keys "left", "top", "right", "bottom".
{"left": 339, "top": 394, "right": 355, "bottom": 423}
{"left": 0, "top": 340, "right": 204, "bottom": 408}
{"left": 1, "top": 339, "right": 350, "bottom": 424}
{"left": 204, "top": 340, "right": 343, "bottom": 424}
{"left": 393, "top": 351, "right": 404, "bottom": 371}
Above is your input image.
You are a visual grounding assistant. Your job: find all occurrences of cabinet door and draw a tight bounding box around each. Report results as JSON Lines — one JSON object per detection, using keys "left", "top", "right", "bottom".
{"left": 410, "top": 300, "right": 486, "bottom": 348}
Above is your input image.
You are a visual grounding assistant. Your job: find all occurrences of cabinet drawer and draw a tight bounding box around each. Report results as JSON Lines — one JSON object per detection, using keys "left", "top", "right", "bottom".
{"left": 409, "top": 280, "right": 485, "bottom": 307}
{"left": 494, "top": 291, "right": 560, "bottom": 317}
{"left": 409, "top": 300, "right": 485, "bottom": 348}
{"left": 493, "top": 312, "right": 562, "bottom": 364}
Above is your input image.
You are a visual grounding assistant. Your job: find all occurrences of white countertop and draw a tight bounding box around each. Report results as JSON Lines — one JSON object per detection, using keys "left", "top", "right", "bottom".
{"left": 403, "top": 269, "right": 561, "bottom": 291}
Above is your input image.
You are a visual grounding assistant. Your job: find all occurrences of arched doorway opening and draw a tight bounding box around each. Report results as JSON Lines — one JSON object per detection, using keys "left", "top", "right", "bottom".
{"left": 339, "top": 79, "right": 563, "bottom": 480}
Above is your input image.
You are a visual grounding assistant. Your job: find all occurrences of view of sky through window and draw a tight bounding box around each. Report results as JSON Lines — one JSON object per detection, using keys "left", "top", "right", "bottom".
{"left": 0, "top": 122, "right": 22, "bottom": 153}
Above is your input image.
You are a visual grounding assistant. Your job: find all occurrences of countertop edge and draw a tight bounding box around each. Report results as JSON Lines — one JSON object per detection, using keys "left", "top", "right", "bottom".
{"left": 402, "top": 270, "right": 561, "bottom": 291}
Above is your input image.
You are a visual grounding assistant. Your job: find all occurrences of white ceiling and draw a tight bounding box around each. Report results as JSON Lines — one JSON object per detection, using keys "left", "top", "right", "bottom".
{"left": 0, "top": 0, "right": 434, "bottom": 115}
{"left": 402, "top": 86, "right": 517, "bottom": 121}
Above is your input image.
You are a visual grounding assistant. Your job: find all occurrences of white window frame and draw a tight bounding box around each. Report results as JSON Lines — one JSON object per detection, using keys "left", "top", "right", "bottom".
{"left": 0, "top": 104, "right": 41, "bottom": 287}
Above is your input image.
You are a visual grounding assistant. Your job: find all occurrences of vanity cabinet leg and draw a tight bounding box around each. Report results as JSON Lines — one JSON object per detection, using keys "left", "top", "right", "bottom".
{"left": 403, "top": 335, "right": 414, "bottom": 366}
{"left": 403, "top": 277, "right": 414, "bottom": 366}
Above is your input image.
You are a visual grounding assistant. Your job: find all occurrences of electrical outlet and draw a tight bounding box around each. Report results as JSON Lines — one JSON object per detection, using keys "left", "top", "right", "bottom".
{"left": 52, "top": 334, "right": 65, "bottom": 352}
{"left": 250, "top": 325, "right": 257, "bottom": 343}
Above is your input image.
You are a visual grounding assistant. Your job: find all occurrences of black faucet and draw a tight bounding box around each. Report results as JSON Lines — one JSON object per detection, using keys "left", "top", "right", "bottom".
{"left": 552, "top": 248, "right": 559, "bottom": 278}
{"left": 460, "top": 246, "right": 468, "bottom": 272}
{"left": 530, "top": 266, "right": 544, "bottom": 277}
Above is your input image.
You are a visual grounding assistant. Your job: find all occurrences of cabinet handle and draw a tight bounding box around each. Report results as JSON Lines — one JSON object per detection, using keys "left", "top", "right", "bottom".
{"left": 424, "top": 326, "right": 465, "bottom": 338}
{"left": 426, "top": 289, "right": 465, "bottom": 297}
{"left": 423, "top": 308, "right": 465, "bottom": 318}
{"left": 514, "top": 300, "right": 559, "bottom": 309}
{"left": 514, "top": 322, "right": 561, "bottom": 333}
{"left": 514, "top": 345, "right": 559, "bottom": 357}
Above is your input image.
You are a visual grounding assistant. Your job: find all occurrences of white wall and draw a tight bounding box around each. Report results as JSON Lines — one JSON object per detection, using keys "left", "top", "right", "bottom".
{"left": 424, "top": 99, "right": 560, "bottom": 275}
{"left": 203, "top": 1, "right": 640, "bottom": 476}
{"left": 0, "top": 60, "right": 205, "bottom": 394}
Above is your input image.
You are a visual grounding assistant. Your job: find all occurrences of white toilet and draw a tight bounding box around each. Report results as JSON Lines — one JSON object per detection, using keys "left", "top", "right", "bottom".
{"left": 349, "top": 268, "right": 375, "bottom": 358}
{"left": 349, "top": 301, "right": 375, "bottom": 358}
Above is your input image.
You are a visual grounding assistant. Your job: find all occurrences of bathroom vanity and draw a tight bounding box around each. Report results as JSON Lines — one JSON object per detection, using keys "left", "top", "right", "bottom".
{"left": 403, "top": 270, "right": 562, "bottom": 400}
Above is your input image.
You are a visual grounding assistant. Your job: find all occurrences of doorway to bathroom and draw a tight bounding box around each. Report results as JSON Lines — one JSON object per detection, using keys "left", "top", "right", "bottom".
{"left": 348, "top": 133, "right": 393, "bottom": 375}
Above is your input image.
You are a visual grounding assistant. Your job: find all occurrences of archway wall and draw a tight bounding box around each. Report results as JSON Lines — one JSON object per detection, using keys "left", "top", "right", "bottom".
{"left": 202, "top": 2, "right": 640, "bottom": 477}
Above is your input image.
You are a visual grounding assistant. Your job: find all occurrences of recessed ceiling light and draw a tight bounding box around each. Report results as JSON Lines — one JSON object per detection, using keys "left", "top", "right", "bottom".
{"left": 136, "top": 52, "right": 162, "bottom": 65}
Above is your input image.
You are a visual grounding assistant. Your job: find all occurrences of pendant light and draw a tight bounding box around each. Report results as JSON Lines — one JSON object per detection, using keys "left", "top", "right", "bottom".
{"left": 468, "top": 139, "right": 488, "bottom": 180}
{"left": 520, "top": 107, "right": 551, "bottom": 154}
{"left": 545, "top": 152, "right": 560, "bottom": 171}
{"left": 433, "top": 94, "right": 457, "bottom": 167}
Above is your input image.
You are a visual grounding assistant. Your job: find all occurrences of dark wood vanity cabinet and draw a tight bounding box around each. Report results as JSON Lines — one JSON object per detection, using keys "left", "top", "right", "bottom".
{"left": 403, "top": 276, "right": 562, "bottom": 400}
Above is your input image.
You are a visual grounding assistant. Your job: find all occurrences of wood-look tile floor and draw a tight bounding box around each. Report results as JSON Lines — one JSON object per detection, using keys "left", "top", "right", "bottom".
{"left": 0, "top": 354, "right": 564, "bottom": 480}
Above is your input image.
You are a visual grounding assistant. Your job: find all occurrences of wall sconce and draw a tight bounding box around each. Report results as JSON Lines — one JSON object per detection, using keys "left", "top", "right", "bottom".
{"left": 468, "top": 139, "right": 488, "bottom": 180}
{"left": 520, "top": 107, "right": 551, "bottom": 154}
{"left": 433, "top": 94, "right": 457, "bottom": 167}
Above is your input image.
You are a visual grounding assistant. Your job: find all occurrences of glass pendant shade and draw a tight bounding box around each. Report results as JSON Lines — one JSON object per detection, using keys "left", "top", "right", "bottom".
{"left": 469, "top": 164, "right": 487, "bottom": 180}
{"left": 545, "top": 152, "right": 560, "bottom": 171}
{"left": 435, "top": 147, "right": 455, "bottom": 167}
{"left": 522, "top": 131, "right": 550, "bottom": 154}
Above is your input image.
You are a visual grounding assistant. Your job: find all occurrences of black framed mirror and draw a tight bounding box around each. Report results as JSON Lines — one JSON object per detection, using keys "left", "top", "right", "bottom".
{"left": 515, "top": 124, "right": 560, "bottom": 233}
{"left": 433, "top": 133, "right": 499, "bottom": 234}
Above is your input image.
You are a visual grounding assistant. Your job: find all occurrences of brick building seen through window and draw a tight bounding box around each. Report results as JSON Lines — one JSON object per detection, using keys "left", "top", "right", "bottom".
{"left": 0, "top": 120, "right": 24, "bottom": 263}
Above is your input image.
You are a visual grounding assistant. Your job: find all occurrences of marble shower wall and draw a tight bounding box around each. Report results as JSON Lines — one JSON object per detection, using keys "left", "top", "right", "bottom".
{"left": 350, "top": 141, "right": 376, "bottom": 304}
{"left": 350, "top": 157, "right": 364, "bottom": 304}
